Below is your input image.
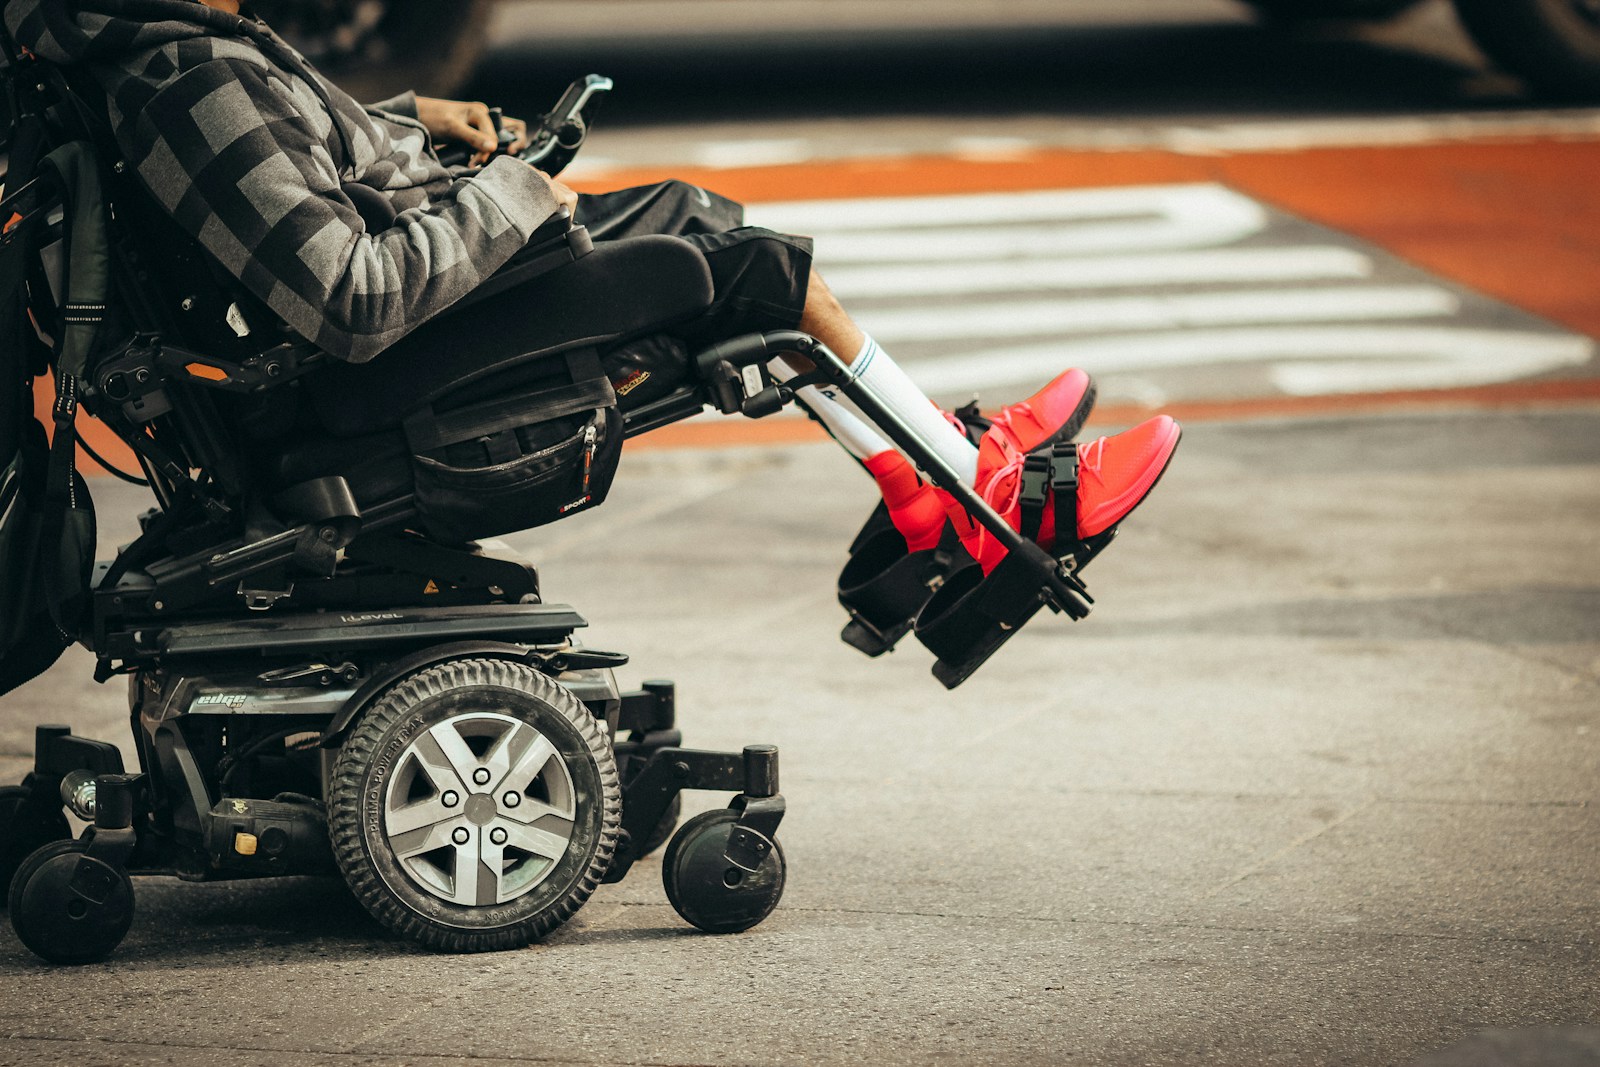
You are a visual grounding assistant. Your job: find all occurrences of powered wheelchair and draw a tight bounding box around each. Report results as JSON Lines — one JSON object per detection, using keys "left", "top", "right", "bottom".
{"left": 0, "top": 46, "right": 1101, "bottom": 965}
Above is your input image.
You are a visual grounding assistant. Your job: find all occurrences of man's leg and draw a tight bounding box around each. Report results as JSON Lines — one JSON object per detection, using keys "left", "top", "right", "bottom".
{"left": 788, "top": 269, "right": 979, "bottom": 484}
{"left": 783, "top": 268, "right": 1179, "bottom": 561}
{"left": 654, "top": 223, "right": 1178, "bottom": 555}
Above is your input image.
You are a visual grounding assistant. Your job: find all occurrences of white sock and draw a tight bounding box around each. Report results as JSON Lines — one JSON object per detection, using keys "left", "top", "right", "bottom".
{"left": 848, "top": 335, "right": 978, "bottom": 484}
{"left": 769, "top": 361, "right": 891, "bottom": 461}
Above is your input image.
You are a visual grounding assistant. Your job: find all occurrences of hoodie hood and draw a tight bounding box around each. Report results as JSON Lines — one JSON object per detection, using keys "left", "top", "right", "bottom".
{"left": 6, "top": 0, "right": 362, "bottom": 180}
{"left": 5, "top": 0, "right": 246, "bottom": 67}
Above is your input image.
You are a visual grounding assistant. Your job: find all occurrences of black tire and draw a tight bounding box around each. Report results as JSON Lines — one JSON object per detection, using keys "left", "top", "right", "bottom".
{"left": 635, "top": 794, "right": 682, "bottom": 860}
{"left": 9, "top": 839, "right": 135, "bottom": 965}
{"left": 1454, "top": 0, "right": 1600, "bottom": 98}
{"left": 328, "top": 659, "right": 621, "bottom": 952}
{"left": 255, "top": 0, "right": 494, "bottom": 100}
{"left": 662, "top": 809, "right": 786, "bottom": 935}
{"left": 1245, "top": 0, "right": 1425, "bottom": 20}
{"left": 0, "top": 785, "right": 72, "bottom": 910}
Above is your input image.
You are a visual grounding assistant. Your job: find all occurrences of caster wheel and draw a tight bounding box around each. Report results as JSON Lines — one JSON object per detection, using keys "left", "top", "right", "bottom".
{"left": 635, "top": 794, "right": 682, "bottom": 860}
{"left": 8, "top": 839, "right": 135, "bottom": 964}
{"left": 663, "top": 809, "right": 786, "bottom": 934}
{"left": 0, "top": 785, "right": 72, "bottom": 908}
{"left": 329, "top": 659, "right": 621, "bottom": 952}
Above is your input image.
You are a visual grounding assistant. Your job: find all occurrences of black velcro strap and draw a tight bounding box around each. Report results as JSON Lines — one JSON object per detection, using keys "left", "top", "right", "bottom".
{"left": 1051, "top": 441, "right": 1079, "bottom": 549}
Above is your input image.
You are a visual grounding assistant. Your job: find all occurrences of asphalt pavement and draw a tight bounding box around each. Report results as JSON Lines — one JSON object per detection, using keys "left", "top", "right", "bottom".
{"left": 2, "top": 403, "right": 1598, "bottom": 1065}
{"left": 3, "top": 1, "right": 1599, "bottom": 1063}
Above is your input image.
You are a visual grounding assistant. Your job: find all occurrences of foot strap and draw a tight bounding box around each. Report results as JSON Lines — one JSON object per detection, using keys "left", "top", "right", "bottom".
{"left": 1019, "top": 441, "right": 1078, "bottom": 551}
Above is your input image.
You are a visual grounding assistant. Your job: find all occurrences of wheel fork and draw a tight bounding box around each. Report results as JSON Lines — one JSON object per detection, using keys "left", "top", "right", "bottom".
{"left": 603, "top": 744, "right": 785, "bottom": 884}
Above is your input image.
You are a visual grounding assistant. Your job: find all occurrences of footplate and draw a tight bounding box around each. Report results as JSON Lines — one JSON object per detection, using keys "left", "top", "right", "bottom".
{"left": 916, "top": 532, "right": 1112, "bottom": 689}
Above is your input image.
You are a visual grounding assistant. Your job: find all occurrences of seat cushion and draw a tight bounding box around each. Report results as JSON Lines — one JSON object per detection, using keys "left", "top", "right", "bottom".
{"left": 305, "top": 235, "right": 715, "bottom": 438}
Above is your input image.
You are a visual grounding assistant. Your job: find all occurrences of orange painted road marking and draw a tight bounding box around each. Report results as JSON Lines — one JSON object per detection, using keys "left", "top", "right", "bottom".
{"left": 591, "top": 139, "right": 1600, "bottom": 342}
{"left": 642, "top": 377, "right": 1600, "bottom": 452}
{"left": 55, "top": 138, "right": 1600, "bottom": 473}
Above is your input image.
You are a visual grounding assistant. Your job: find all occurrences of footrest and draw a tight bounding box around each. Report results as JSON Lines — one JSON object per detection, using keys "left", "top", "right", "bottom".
{"left": 838, "top": 529, "right": 970, "bottom": 657}
{"left": 915, "top": 537, "right": 1102, "bottom": 690}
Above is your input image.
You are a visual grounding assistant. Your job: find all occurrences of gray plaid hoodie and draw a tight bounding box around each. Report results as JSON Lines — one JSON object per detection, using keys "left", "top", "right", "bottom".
{"left": 5, "top": 0, "right": 560, "bottom": 362}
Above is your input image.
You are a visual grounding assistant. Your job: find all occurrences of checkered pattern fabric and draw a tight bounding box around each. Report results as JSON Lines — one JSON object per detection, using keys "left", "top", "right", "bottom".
{"left": 5, "top": 0, "right": 559, "bottom": 362}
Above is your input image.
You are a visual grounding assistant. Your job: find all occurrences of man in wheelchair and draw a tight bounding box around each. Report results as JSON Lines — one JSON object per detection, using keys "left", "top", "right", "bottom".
{"left": 0, "top": 0, "right": 1182, "bottom": 963}
{"left": 6, "top": 0, "right": 1179, "bottom": 591}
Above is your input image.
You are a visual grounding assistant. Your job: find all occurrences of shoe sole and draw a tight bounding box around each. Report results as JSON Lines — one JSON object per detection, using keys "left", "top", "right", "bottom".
{"left": 1049, "top": 375, "right": 1098, "bottom": 447}
{"left": 1006, "top": 373, "right": 1098, "bottom": 453}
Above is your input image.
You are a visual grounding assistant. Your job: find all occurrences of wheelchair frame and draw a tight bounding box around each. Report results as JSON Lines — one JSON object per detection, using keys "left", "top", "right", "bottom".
{"left": 0, "top": 40, "right": 1094, "bottom": 963}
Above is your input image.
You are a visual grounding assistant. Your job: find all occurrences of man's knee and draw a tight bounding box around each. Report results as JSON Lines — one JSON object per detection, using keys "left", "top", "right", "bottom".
{"left": 804, "top": 268, "right": 846, "bottom": 317}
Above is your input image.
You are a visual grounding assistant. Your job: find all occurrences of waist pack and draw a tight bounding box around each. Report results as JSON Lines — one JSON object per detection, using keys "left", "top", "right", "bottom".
{"left": 304, "top": 344, "right": 625, "bottom": 545}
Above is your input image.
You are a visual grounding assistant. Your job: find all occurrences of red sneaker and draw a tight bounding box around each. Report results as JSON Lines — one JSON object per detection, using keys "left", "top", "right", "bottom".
{"left": 865, "top": 370, "right": 1096, "bottom": 552}
{"left": 1073, "top": 415, "right": 1182, "bottom": 539}
{"left": 988, "top": 368, "right": 1097, "bottom": 453}
{"left": 951, "top": 415, "right": 1182, "bottom": 571}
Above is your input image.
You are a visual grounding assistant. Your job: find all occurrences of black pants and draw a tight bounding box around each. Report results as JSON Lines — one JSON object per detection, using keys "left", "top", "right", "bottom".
{"left": 575, "top": 181, "right": 815, "bottom": 348}
{"left": 363, "top": 182, "right": 815, "bottom": 413}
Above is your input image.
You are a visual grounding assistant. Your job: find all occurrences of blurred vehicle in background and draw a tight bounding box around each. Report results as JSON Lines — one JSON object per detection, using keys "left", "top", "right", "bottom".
{"left": 262, "top": 0, "right": 1600, "bottom": 101}
{"left": 253, "top": 0, "right": 495, "bottom": 100}
{"left": 1246, "top": 0, "right": 1600, "bottom": 98}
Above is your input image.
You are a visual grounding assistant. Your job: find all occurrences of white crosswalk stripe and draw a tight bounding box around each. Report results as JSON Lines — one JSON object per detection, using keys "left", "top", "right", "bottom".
{"left": 817, "top": 247, "right": 1376, "bottom": 300}
{"left": 747, "top": 183, "right": 1595, "bottom": 403}
{"left": 851, "top": 286, "right": 1461, "bottom": 343}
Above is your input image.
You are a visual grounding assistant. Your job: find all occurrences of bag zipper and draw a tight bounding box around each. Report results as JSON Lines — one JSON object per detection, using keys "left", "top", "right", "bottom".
{"left": 580, "top": 423, "right": 597, "bottom": 494}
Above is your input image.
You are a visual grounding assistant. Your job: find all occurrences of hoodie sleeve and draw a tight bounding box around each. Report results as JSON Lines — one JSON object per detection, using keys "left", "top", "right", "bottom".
{"left": 123, "top": 58, "right": 559, "bottom": 363}
{"left": 364, "top": 90, "right": 419, "bottom": 120}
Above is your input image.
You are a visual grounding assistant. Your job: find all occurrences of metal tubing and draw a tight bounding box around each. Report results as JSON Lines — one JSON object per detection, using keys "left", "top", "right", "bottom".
{"left": 759, "top": 330, "right": 1032, "bottom": 554}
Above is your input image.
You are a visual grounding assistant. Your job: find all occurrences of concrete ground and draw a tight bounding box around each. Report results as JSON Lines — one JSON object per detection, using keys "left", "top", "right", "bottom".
{"left": 1, "top": 402, "right": 1596, "bottom": 1065}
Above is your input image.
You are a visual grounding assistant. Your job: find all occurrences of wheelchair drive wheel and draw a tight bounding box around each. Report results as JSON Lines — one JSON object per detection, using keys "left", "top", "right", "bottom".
{"left": 8, "top": 839, "right": 135, "bottom": 964}
{"left": 0, "top": 785, "right": 72, "bottom": 906}
{"left": 663, "top": 809, "right": 787, "bottom": 934}
{"left": 328, "top": 659, "right": 622, "bottom": 952}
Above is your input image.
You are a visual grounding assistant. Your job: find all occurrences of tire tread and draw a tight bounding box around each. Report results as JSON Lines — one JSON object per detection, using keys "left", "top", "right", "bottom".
{"left": 328, "top": 658, "right": 620, "bottom": 952}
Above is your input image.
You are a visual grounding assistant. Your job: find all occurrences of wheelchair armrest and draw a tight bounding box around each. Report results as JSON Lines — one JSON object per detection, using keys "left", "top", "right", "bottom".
{"left": 446, "top": 209, "right": 593, "bottom": 315}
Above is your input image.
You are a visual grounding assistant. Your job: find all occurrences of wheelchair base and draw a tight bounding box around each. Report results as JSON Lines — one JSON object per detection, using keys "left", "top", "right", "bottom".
{"left": 4, "top": 594, "right": 787, "bottom": 960}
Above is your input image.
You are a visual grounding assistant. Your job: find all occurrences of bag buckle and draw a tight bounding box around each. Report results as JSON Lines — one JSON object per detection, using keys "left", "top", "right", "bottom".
{"left": 1019, "top": 451, "right": 1052, "bottom": 509}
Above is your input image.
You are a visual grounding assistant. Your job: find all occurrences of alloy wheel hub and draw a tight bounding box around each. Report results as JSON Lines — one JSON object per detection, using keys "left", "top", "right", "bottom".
{"left": 382, "top": 712, "right": 576, "bottom": 907}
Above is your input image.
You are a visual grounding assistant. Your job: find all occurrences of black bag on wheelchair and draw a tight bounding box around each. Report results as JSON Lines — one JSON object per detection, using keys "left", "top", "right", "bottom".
{"left": 0, "top": 138, "right": 101, "bottom": 696}
{"left": 358, "top": 350, "right": 624, "bottom": 547}
{"left": 282, "top": 238, "right": 711, "bottom": 544}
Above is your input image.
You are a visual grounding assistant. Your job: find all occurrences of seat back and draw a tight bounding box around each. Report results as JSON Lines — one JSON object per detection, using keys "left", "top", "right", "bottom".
{"left": 2, "top": 39, "right": 726, "bottom": 628}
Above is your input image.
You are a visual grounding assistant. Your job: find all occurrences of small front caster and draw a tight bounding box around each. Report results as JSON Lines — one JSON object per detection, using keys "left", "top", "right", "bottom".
{"left": 663, "top": 809, "right": 786, "bottom": 934}
{"left": 8, "top": 839, "right": 136, "bottom": 964}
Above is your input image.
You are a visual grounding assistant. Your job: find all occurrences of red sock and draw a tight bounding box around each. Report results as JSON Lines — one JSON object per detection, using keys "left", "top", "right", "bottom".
{"left": 864, "top": 451, "right": 945, "bottom": 552}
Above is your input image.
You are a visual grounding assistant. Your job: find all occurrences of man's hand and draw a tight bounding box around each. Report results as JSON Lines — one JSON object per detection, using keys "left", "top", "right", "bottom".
{"left": 532, "top": 169, "right": 579, "bottom": 218}
{"left": 413, "top": 97, "right": 572, "bottom": 216}
{"left": 415, "top": 96, "right": 495, "bottom": 157}
{"left": 415, "top": 96, "right": 530, "bottom": 165}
